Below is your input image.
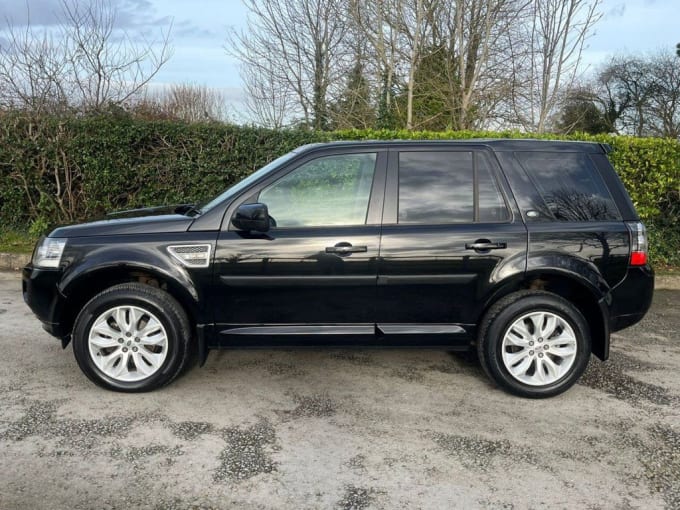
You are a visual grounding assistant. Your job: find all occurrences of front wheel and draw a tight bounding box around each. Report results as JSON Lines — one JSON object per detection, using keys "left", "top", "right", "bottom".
{"left": 72, "top": 283, "right": 191, "bottom": 392}
{"left": 477, "top": 290, "right": 591, "bottom": 398}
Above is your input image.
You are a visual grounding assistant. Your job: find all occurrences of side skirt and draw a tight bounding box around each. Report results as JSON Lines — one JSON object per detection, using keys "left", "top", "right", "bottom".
{"left": 208, "top": 323, "right": 473, "bottom": 350}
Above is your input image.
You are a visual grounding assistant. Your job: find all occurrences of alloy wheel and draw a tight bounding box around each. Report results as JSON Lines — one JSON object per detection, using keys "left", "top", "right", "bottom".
{"left": 87, "top": 305, "right": 168, "bottom": 382}
{"left": 501, "top": 311, "right": 578, "bottom": 386}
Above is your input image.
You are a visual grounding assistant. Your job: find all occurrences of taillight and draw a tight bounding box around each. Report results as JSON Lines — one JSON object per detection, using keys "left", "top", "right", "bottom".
{"left": 626, "top": 221, "right": 648, "bottom": 266}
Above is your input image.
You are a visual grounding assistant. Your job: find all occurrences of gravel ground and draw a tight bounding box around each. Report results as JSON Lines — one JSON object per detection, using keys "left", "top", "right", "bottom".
{"left": 0, "top": 271, "right": 678, "bottom": 509}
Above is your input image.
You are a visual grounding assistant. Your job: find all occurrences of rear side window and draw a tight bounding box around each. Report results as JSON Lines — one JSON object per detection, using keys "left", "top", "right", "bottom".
{"left": 398, "top": 151, "right": 509, "bottom": 224}
{"left": 516, "top": 152, "right": 621, "bottom": 221}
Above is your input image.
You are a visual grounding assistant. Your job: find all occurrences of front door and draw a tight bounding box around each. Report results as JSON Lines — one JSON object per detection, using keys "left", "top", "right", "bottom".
{"left": 212, "top": 150, "right": 386, "bottom": 344}
{"left": 376, "top": 148, "right": 527, "bottom": 340}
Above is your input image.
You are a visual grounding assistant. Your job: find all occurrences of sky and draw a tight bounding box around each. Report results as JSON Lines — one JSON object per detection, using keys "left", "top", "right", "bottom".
{"left": 1, "top": 0, "right": 678, "bottom": 118}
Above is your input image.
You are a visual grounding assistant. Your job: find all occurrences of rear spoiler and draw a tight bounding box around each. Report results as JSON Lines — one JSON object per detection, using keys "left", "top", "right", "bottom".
{"left": 599, "top": 143, "right": 613, "bottom": 154}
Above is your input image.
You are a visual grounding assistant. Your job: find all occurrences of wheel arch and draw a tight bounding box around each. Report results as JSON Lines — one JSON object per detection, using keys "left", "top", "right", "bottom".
{"left": 479, "top": 268, "right": 610, "bottom": 360}
{"left": 58, "top": 262, "right": 203, "bottom": 345}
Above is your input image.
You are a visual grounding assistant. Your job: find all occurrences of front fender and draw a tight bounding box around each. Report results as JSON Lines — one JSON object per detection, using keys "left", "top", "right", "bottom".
{"left": 58, "top": 237, "right": 211, "bottom": 320}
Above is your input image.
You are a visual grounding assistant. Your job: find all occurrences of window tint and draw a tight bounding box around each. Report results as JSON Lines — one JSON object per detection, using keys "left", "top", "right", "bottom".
{"left": 477, "top": 153, "right": 510, "bottom": 222}
{"left": 398, "top": 152, "right": 474, "bottom": 223}
{"left": 397, "top": 151, "right": 509, "bottom": 224}
{"left": 516, "top": 152, "right": 620, "bottom": 221}
{"left": 259, "top": 153, "right": 377, "bottom": 227}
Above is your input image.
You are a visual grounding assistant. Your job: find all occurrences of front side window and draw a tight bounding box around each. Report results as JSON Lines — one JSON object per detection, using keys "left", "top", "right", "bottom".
{"left": 516, "top": 152, "right": 621, "bottom": 221}
{"left": 398, "top": 151, "right": 508, "bottom": 224}
{"left": 259, "top": 153, "right": 377, "bottom": 227}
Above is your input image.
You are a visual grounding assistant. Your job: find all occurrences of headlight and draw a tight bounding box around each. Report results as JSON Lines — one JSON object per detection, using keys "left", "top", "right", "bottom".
{"left": 32, "top": 237, "right": 67, "bottom": 268}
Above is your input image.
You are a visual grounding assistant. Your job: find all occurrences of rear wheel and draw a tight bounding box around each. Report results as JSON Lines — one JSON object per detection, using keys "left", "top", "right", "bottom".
{"left": 477, "top": 290, "right": 591, "bottom": 398}
{"left": 72, "top": 283, "right": 191, "bottom": 392}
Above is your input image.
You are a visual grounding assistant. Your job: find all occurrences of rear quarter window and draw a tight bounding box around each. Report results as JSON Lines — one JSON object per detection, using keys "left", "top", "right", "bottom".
{"left": 516, "top": 151, "right": 621, "bottom": 221}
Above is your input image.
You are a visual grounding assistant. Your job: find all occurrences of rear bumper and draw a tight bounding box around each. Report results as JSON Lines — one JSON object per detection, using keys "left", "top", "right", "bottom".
{"left": 22, "top": 264, "right": 68, "bottom": 338}
{"left": 609, "top": 265, "right": 655, "bottom": 332}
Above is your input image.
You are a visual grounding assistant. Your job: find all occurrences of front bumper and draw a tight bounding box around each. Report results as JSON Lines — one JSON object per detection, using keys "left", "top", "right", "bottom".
{"left": 22, "top": 264, "right": 68, "bottom": 338}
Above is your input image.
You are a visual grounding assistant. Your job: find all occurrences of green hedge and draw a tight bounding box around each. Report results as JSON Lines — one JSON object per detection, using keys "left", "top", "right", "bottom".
{"left": 1, "top": 114, "right": 678, "bottom": 265}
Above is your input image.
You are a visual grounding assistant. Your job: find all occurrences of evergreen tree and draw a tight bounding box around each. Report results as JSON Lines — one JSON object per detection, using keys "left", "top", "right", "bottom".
{"left": 557, "top": 94, "right": 610, "bottom": 134}
{"left": 328, "top": 59, "right": 376, "bottom": 130}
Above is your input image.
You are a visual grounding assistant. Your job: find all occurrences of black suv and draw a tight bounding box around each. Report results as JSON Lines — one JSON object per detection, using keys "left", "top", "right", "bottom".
{"left": 22, "top": 140, "right": 654, "bottom": 397}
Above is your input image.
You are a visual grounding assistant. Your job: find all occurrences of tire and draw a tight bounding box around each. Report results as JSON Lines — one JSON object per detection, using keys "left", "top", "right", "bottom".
{"left": 477, "top": 290, "right": 591, "bottom": 398}
{"left": 72, "top": 283, "right": 192, "bottom": 392}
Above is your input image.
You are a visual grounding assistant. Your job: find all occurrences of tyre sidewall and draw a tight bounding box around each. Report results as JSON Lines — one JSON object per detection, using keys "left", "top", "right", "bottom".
{"left": 73, "top": 287, "right": 185, "bottom": 392}
{"left": 483, "top": 295, "right": 591, "bottom": 398}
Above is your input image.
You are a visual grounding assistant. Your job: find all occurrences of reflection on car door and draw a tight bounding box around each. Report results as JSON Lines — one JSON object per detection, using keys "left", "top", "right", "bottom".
{"left": 376, "top": 148, "right": 527, "bottom": 342}
{"left": 212, "top": 150, "right": 387, "bottom": 345}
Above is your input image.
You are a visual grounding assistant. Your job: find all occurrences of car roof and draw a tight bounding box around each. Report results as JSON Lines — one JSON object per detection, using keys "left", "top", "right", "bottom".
{"left": 295, "top": 139, "right": 607, "bottom": 154}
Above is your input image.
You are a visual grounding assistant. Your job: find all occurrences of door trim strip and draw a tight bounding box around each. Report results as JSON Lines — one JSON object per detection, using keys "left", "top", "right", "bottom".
{"left": 219, "top": 325, "right": 375, "bottom": 336}
{"left": 377, "top": 274, "right": 476, "bottom": 285}
{"left": 220, "top": 275, "right": 376, "bottom": 287}
{"left": 376, "top": 324, "right": 466, "bottom": 335}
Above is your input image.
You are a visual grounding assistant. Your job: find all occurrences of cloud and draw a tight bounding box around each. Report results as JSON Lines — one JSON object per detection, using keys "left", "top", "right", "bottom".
{"left": 1, "top": 0, "right": 167, "bottom": 31}
{"left": 606, "top": 2, "right": 626, "bottom": 18}
{"left": 174, "top": 20, "right": 219, "bottom": 40}
{"left": 1, "top": 0, "right": 63, "bottom": 27}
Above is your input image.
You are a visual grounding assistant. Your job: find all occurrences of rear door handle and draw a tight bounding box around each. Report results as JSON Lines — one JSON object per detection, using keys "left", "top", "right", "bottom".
{"left": 465, "top": 240, "right": 507, "bottom": 251}
{"left": 325, "top": 242, "right": 368, "bottom": 255}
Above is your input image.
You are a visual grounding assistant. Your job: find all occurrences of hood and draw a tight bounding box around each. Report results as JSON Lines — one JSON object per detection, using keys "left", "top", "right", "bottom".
{"left": 104, "top": 203, "right": 197, "bottom": 219}
{"left": 50, "top": 205, "right": 195, "bottom": 238}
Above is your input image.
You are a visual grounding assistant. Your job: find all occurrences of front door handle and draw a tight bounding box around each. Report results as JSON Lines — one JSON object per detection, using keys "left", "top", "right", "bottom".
{"left": 325, "top": 242, "right": 368, "bottom": 256}
{"left": 465, "top": 240, "right": 507, "bottom": 251}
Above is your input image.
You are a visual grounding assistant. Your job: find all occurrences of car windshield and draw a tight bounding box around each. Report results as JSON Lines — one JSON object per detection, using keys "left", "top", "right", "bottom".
{"left": 197, "top": 150, "right": 299, "bottom": 214}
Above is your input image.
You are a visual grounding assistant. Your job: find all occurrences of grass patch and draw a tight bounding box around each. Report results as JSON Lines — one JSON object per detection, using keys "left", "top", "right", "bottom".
{"left": 0, "top": 230, "right": 36, "bottom": 254}
{"left": 655, "top": 266, "right": 680, "bottom": 276}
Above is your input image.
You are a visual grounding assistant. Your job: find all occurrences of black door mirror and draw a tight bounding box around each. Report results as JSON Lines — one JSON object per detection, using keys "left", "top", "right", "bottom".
{"left": 232, "top": 203, "right": 270, "bottom": 232}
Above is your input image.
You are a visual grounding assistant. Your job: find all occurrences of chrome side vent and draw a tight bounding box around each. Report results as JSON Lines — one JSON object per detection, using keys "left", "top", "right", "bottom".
{"left": 167, "top": 244, "right": 212, "bottom": 268}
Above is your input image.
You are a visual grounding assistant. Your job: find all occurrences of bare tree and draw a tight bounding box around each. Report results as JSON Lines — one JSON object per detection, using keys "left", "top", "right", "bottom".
{"left": 349, "top": 0, "right": 401, "bottom": 127}
{"left": 0, "top": 12, "right": 70, "bottom": 114}
{"left": 599, "top": 52, "right": 680, "bottom": 138}
{"left": 241, "top": 63, "right": 291, "bottom": 128}
{"left": 592, "top": 68, "right": 630, "bottom": 134}
{"left": 139, "top": 83, "right": 228, "bottom": 122}
{"left": 61, "top": 0, "right": 172, "bottom": 110}
{"left": 227, "top": 0, "right": 604, "bottom": 132}
{"left": 0, "top": 0, "right": 173, "bottom": 114}
{"left": 426, "top": 0, "right": 531, "bottom": 130}
{"left": 645, "top": 53, "right": 680, "bottom": 138}
{"left": 395, "top": 0, "right": 438, "bottom": 129}
{"left": 328, "top": 56, "right": 376, "bottom": 129}
{"left": 510, "top": 0, "right": 601, "bottom": 132}
{"left": 228, "top": 0, "right": 350, "bottom": 129}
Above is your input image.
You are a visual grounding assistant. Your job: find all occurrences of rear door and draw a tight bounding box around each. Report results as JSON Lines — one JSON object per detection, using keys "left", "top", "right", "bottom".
{"left": 376, "top": 147, "right": 527, "bottom": 341}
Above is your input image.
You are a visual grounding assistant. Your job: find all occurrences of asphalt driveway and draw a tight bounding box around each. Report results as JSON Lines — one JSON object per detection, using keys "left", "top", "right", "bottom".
{"left": 0, "top": 271, "right": 678, "bottom": 509}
